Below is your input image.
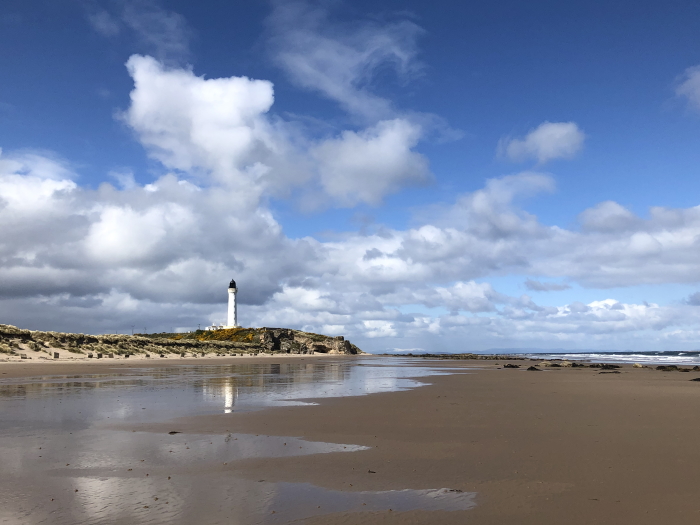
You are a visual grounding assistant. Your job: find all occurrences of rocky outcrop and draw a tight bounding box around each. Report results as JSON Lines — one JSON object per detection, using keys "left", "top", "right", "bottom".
{"left": 656, "top": 365, "right": 700, "bottom": 372}
{"left": 171, "top": 327, "right": 362, "bottom": 355}
{"left": 0, "top": 324, "right": 363, "bottom": 357}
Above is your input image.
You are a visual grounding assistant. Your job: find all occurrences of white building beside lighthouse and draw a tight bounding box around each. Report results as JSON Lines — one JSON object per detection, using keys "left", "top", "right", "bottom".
{"left": 225, "top": 279, "right": 238, "bottom": 328}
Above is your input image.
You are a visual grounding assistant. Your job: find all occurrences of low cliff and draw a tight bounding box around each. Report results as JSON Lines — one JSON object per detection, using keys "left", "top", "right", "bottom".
{"left": 0, "top": 324, "right": 362, "bottom": 358}
{"left": 163, "top": 327, "right": 362, "bottom": 355}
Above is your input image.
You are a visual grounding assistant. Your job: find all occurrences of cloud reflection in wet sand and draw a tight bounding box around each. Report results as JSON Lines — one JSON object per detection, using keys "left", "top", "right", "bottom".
{"left": 0, "top": 358, "right": 473, "bottom": 523}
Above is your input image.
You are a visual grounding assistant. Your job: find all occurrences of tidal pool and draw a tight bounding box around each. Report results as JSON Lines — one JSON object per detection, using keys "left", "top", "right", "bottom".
{"left": 0, "top": 357, "right": 473, "bottom": 524}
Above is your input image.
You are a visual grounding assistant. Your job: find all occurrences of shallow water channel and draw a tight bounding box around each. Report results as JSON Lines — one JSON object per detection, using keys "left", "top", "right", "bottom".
{"left": 0, "top": 358, "right": 476, "bottom": 524}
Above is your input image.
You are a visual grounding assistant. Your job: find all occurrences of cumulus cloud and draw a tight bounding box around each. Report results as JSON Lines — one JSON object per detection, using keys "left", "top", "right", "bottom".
{"left": 263, "top": 1, "right": 449, "bottom": 206}
{"left": 121, "top": 55, "right": 428, "bottom": 207}
{"left": 5, "top": 36, "right": 700, "bottom": 349}
{"left": 312, "top": 119, "right": 430, "bottom": 206}
{"left": 578, "top": 201, "right": 640, "bottom": 232}
{"left": 499, "top": 121, "right": 585, "bottom": 164}
{"left": 123, "top": 55, "right": 278, "bottom": 186}
{"left": 676, "top": 65, "right": 700, "bottom": 111}
{"left": 6, "top": 127, "right": 700, "bottom": 350}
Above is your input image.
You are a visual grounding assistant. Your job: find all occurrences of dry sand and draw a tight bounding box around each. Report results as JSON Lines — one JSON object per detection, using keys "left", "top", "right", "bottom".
{"left": 2, "top": 357, "right": 700, "bottom": 524}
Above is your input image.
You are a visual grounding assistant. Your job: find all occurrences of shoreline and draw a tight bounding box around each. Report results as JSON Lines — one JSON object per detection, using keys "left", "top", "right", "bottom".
{"left": 0, "top": 353, "right": 361, "bottom": 379}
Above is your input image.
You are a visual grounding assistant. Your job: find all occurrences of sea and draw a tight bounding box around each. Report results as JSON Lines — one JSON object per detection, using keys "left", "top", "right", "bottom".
{"left": 517, "top": 350, "right": 700, "bottom": 366}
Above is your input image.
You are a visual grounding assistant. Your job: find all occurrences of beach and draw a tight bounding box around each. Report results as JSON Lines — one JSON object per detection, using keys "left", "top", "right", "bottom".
{"left": 0, "top": 352, "right": 340, "bottom": 379}
{"left": 1, "top": 357, "right": 699, "bottom": 524}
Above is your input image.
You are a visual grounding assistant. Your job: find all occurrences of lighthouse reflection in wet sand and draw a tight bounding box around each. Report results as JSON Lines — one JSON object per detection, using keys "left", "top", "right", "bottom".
{"left": 226, "top": 279, "right": 238, "bottom": 328}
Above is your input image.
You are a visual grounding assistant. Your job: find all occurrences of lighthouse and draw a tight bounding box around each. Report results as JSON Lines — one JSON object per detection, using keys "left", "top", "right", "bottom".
{"left": 226, "top": 279, "right": 238, "bottom": 328}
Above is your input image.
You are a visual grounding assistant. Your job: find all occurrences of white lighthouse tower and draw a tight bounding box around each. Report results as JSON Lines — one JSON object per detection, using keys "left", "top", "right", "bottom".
{"left": 226, "top": 279, "right": 238, "bottom": 328}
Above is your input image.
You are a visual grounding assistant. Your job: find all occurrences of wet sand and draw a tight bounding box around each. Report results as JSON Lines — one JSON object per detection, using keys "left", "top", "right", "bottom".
{"left": 3, "top": 358, "right": 700, "bottom": 524}
{"left": 134, "top": 360, "right": 700, "bottom": 524}
{"left": 0, "top": 353, "right": 344, "bottom": 380}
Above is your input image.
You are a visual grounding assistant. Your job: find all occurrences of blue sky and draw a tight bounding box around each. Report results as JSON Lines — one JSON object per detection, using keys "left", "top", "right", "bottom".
{"left": 2, "top": 0, "right": 700, "bottom": 352}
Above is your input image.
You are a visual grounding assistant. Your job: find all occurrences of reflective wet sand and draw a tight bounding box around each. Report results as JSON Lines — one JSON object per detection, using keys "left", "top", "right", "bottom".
{"left": 5, "top": 357, "right": 700, "bottom": 524}
{"left": 0, "top": 358, "right": 470, "bottom": 524}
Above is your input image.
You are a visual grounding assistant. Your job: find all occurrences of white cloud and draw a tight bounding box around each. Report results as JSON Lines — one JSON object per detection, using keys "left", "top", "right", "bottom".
{"left": 84, "top": 203, "right": 195, "bottom": 266}
{"left": 109, "top": 169, "right": 137, "bottom": 190}
{"left": 677, "top": 65, "right": 700, "bottom": 111}
{"left": 500, "top": 121, "right": 585, "bottom": 164}
{"left": 578, "top": 200, "right": 639, "bottom": 232}
{"left": 123, "top": 55, "right": 274, "bottom": 177}
{"left": 266, "top": 0, "right": 423, "bottom": 121}
{"left": 6, "top": 49, "right": 700, "bottom": 350}
{"left": 122, "top": 55, "right": 313, "bottom": 196}
{"left": 267, "top": 2, "right": 449, "bottom": 206}
{"left": 363, "top": 320, "right": 397, "bottom": 338}
{"left": 7, "top": 135, "right": 700, "bottom": 350}
{"left": 312, "top": 119, "right": 430, "bottom": 206}
{"left": 123, "top": 54, "right": 430, "bottom": 208}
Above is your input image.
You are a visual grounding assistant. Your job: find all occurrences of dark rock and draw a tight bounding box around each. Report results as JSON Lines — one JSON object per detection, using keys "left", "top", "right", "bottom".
{"left": 527, "top": 366, "right": 542, "bottom": 371}
{"left": 657, "top": 365, "right": 677, "bottom": 371}
{"left": 168, "top": 431, "right": 182, "bottom": 435}
{"left": 599, "top": 370, "right": 621, "bottom": 374}
{"left": 690, "top": 378, "right": 700, "bottom": 382}
{"left": 503, "top": 363, "right": 520, "bottom": 369}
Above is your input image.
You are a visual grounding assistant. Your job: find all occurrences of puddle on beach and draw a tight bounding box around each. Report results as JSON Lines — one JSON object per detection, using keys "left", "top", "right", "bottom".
{"left": 0, "top": 358, "right": 474, "bottom": 524}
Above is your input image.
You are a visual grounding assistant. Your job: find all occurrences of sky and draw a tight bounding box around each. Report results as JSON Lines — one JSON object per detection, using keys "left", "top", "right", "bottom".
{"left": 2, "top": 0, "right": 700, "bottom": 353}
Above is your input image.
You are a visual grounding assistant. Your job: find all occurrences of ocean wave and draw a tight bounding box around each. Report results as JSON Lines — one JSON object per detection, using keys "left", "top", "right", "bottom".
{"left": 520, "top": 351, "right": 700, "bottom": 365}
